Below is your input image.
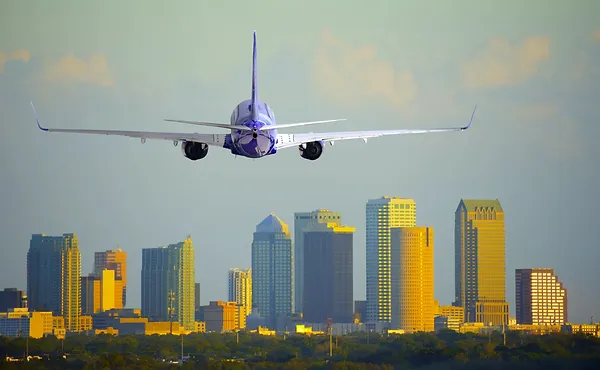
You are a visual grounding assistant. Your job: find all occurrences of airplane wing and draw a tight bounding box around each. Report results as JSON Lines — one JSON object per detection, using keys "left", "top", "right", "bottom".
{"left": 276, "top": 105, "right": 477, "bottom": 150}
{"left": 31, "top": 102, "right": 228, "bottom": 147}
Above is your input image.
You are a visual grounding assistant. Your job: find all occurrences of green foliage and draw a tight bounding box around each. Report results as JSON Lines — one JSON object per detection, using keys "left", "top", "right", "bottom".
{"left": 1, "top": 331, "right": 599, "bottom": 369}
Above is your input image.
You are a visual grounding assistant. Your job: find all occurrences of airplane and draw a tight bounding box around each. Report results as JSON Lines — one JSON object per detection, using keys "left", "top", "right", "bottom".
{"left": 31, "top": 31, "right": 477, "bottom": 162}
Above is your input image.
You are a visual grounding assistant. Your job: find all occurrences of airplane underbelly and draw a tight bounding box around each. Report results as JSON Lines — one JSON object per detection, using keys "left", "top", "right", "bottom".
{"left": 233, "top": 132, "right": 275, "bottom": 158}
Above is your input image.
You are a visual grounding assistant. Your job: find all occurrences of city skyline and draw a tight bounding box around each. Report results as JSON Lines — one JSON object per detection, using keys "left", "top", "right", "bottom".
{"left": 14, "top": 198, "right": 595, "bottom": 328}
{"left": 1, "top": 1, "right": 599, "bottom": 325}
{"left": 7, "top": 196, "right": 595, "bottom": 320}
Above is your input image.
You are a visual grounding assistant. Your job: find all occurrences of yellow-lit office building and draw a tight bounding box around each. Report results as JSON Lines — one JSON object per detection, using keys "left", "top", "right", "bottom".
{"left": 391, "top": 226, "right": 434, "bottom": 333}
{"left": 82, "top": 269, "right": 116, "bottom": 314}
{"left": 0, "top": 308, "right": 62, "bottom": 338}
{"left": 516, "top": 268, "right": 567, "bottom": 325}
{"left": 173, "top": 237, "right": 196, "bottom": 330}
{"left": 366, "top": 197, "right": 416, "bottom": 323}
{"left": 203, "top": 301, "right": 237, "bottom": 332}
{"left": 437, "top": 305, "right": 464, "bottom": 332}
{"left": 454, "top": 199, "right": 509, "bottom": 325}
{"left": 94, "top": 248, "right": 127, "bottom": 309}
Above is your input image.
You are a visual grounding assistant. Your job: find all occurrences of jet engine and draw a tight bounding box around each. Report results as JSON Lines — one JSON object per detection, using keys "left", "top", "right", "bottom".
{"left": 299, "top": 140, "right": 324, "bottom": 161}
{"left": 181, "top": 141, "right": 209, "bottom": 160}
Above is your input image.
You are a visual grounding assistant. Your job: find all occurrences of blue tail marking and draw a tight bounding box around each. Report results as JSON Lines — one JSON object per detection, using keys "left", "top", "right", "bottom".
{"left": 250, "top": 30, "right": 259, "bottom": 121}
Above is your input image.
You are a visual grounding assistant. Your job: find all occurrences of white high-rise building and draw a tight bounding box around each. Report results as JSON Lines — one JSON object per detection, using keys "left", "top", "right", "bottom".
{"left": 228, "top": 268, "right": 252, "bottom": 313}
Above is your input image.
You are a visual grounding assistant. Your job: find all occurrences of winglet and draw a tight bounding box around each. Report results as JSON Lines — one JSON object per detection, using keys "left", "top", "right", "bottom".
{"left": 461, "top": 104, "right": 477, "bottom": 131}
{"left": 30, "top": 101, "right": 48, "bottom": 132}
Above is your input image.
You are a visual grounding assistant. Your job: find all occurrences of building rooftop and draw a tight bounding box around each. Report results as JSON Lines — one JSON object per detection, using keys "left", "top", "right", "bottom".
{"left": 460, "top": 199, "right": 503, "bottom": 212}
{"left": 368, "top": 196, "right": 415, "bottom": 204}
{"left": 256, "top": 213, "right": 290, "bottom": 235}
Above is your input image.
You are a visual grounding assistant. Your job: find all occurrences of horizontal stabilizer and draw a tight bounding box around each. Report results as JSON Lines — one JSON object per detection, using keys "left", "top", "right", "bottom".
{"left": 258, "top": 118, "right": 346, "bottom": 131}
{"left": 164, "top": 119, "right": 252, "bottom": 131}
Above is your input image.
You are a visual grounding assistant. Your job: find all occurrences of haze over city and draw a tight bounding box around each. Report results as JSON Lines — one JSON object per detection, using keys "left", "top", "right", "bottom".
{"left": 1, "top": 0, "right": 599, "bottom": 326}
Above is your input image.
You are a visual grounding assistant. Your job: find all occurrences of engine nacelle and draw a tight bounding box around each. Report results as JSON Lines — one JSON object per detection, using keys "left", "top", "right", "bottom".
{"left": 299, "top": 141, "right": 324, "bottom": 161}
{"left": 181, "top": 141, "right": 209, "bottom": 161}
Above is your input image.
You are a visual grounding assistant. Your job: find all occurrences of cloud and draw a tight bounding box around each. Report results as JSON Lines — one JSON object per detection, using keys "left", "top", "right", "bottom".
{"left": 45, "top": 53, "right": 115, "bottom": 87}
{"left": 463, "top": 37, "right": 550, "bottom": 89}
{"left": 312, "top": 30, "right": 416, "bottom": 109}
{"left": 595, "top": 30, "right": 600, "bottom": 41}
{"left": 0, "top": 49, "right": 31, "bottom": 73}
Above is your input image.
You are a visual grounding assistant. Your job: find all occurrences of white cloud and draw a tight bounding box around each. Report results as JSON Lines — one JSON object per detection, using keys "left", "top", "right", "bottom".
{"left": 0, "top": 49, "right": 31, "bottom": 73}
{"left": 463, "top": 37, "right": 550, "bottom": 89}
{"left": 45, "top": 53, "right": 115, "bottom": 87}
{"left": 312, "top": 29, "right": 416, "bottom": 109}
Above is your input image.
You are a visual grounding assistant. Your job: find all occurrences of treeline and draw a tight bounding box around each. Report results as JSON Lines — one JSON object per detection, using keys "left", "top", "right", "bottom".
{"left": 1, "top": 329, "right": 599, "bottom": 369}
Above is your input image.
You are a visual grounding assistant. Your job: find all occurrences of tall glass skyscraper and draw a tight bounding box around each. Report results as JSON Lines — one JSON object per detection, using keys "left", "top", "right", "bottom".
{"left": 303, "top": 221, "right": 355, "bottom": 323}
{"left": 252, "top": 213, "right": 293, "bottom": 330}
{"left": 27, "top": 233, "right": 81, "bottom": 332}
{"left": 293, "top": 209, "right": 341, "bottom": 314}
{"left": 454, "top": 199, "right": 509, "bottom": 325}
{"left": 141, "top": 237, "right": 195, "bottom": 331}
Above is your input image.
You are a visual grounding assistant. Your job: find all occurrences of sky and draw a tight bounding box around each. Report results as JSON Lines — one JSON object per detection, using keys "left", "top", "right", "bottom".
{"left": 1, "top": 0, "right": 599, "bottom": 323}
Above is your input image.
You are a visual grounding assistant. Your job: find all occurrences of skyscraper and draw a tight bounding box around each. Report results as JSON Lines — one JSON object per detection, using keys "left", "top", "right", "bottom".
{"left": 27, "top": 233, "right": 81, "bottom": 332}
{"left": 366, "top": 197, "right": 416, "bottom": 323}
{"left": 516, "top": 268, "right": 567, "bottom": 325}
{"left": 229, "top": 268, "right": 252, "bottom": 312}
{"left": 303, "top": 221, "right": 355, "bottom": 323}
{"left": 391, "top": 227, "right": 435, "bottom": 333}
{"left": 454, "top": 199, "right": 509, "bottom": 325}
{"left": 229, "top": 268, "right": 252, "bottom": 329}
{"left": 294, "top": 209, "right": 341, "bottom": 314}
{"left": 252, "top": 213, "right": 293, "bottom": 330}
{"left": 141, "top": 237, "right": 195, "bottom": 330}
{"left": 94, "top": 248, "right": 127, "bottom": 308}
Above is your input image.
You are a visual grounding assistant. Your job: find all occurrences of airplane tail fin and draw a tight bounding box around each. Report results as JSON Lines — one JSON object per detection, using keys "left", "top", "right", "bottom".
{"left": 250, "top": 30, "right": 259, "bottom": 121}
